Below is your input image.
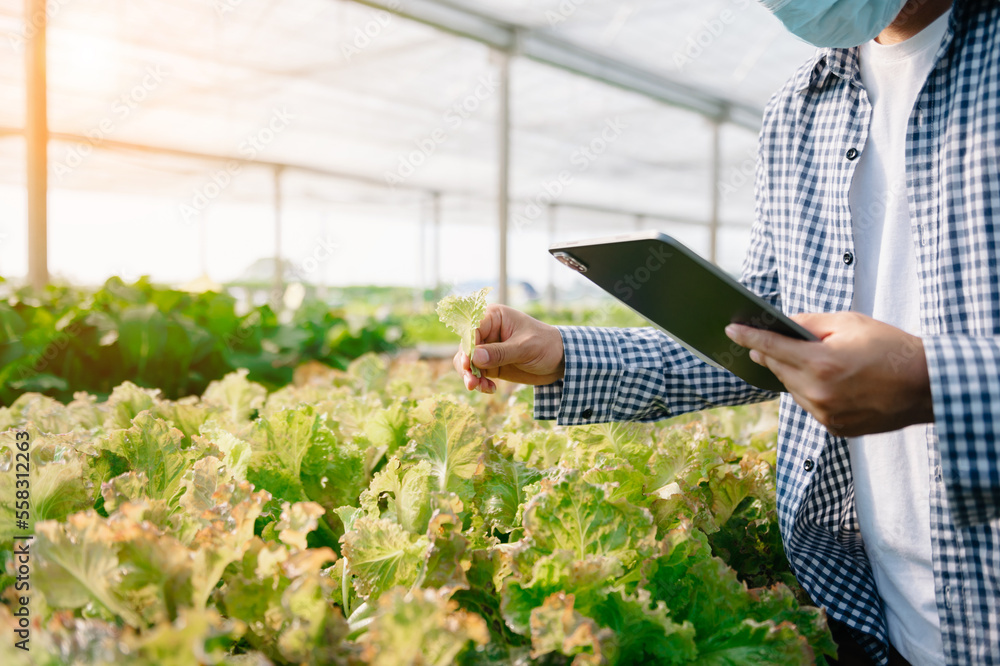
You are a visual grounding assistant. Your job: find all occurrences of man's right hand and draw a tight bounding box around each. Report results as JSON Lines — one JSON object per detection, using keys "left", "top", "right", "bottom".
{"left": 452, "top": 304, "right": 565, "bottom": 394}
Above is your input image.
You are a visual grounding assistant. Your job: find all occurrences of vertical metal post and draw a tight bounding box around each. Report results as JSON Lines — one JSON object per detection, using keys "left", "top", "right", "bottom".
{"left": 273, "top": 165, "right": 284, "bottom": 308}
{"left": 635, "top": 214, "right": 645, "bottom": 231}
{"left": 497, "top": 50, "right": 511, "bottom": 305}
{"left": 26, "top": 0, "right": 48, "bottom": 290}
{"left": 546, "top": 204, "right": 557, "bottom": 309}
{"left": 432, "top": 191, "right": 442, "bottom": 297}
{"left": 709, "top": 119, "right": 722, "bottom": 264}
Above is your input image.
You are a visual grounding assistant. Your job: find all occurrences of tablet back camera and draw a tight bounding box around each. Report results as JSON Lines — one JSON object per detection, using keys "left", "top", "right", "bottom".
{"left": 553, "top": 252, "right": 588, "bottom": 273}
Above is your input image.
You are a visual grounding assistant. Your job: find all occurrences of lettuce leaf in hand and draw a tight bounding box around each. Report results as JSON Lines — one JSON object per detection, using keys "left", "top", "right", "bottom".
{"left": 436, "top": 287, "right": 491, "bottom": 378}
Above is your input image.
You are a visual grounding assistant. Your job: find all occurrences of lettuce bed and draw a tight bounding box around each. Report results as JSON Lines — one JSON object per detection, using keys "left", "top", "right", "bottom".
{"left": 0, "top": 355, "right": 835, "bottom": 665}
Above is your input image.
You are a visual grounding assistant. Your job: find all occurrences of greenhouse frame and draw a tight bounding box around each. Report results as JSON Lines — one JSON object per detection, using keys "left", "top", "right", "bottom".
{"left": 0, "top": 0, "right": 814, "bottom": 302}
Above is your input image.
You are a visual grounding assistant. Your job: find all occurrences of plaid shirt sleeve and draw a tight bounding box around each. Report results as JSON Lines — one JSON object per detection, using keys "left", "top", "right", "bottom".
{"left": 532, "top": 325, "right": 775, "bottom": 425}
{"left": 924, "top": 337, "right": 1000, "bottom": 527}
{"left": 533, "top": 326, "right": 777, "bottom": 425}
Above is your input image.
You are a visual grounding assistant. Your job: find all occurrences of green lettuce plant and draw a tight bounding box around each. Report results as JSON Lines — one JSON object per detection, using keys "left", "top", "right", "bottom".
{"left": 436, "top": 287, "right": 491, "bottom": 378}
{"left": 0, "top": 357, "right": 836, "bottom": 665}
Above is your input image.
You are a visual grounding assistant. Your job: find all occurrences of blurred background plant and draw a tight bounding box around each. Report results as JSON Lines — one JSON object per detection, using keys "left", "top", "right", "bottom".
{"left": 0, "top": 275, "right": 652, "bottom": 405}
{"left": 0, "top": 276, "right": 403, "bottom": 404}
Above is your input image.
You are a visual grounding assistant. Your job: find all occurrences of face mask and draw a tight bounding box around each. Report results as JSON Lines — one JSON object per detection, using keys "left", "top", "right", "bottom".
{"left": 759, "top": 0, "right": 910, "bottom": 48}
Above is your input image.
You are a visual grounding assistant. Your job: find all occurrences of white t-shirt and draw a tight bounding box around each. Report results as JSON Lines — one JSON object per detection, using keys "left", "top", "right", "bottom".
{"left": 847, "top": 10, "right": 951, "bottom": 666}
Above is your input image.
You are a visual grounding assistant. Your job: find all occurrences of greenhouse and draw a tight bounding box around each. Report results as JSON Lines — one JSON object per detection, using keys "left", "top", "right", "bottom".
{"left": 3, "top": 0, "right": 993, "bottom": 665}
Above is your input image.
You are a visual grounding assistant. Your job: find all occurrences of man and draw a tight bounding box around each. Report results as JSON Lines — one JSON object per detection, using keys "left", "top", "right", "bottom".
{"left": 454, "top": 0, "right": 1000, "bottom": 664}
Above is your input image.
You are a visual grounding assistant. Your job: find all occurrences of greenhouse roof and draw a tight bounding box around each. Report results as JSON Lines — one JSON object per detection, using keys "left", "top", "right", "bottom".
{"left": 0, "top": 0, "right": 816, "bottom": 287}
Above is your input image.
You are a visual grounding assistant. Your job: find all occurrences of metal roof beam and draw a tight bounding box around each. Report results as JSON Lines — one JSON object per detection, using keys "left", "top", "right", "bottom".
{"left": 349, "top": 0, "right": 762, "bottom": 130}
{"left": 0, "top": 126, "right": 749, "bottom": 228}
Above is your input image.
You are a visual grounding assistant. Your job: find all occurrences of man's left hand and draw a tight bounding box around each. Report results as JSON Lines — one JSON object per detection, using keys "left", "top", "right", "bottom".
{"left": 725, "top": 312, "right": 934, "bottom": 437}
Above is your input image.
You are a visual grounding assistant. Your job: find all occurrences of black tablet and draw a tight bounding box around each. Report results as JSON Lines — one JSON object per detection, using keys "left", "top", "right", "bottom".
{"left": 549, "top": 231, "right": 817, "bottom": 393}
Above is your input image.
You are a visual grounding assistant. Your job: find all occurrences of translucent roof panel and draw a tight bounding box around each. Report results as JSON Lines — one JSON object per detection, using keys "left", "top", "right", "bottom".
{"left": 463, "top": 0, "right": 816, "bottom": 110}
{"left": 0, "top": 0, "right": 819, "bottom": 289}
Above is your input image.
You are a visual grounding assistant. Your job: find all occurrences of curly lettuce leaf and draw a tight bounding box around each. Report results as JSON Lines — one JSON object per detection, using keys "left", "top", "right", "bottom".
{"left": 100, "top": 412, "right": 197, "bottom": 505}
{"left": 342, "top": 516, "right": 429, "bottom": 601}
{"left": 34, "top": 511, "right": 140, "bottom": 625}
{"left": 0, "top": 432, "right": 93, "bottom": 541}
{"left": 641, "top": 523, "right": 832, "bottom": 663}
{"left": 273, "top": 500, "right": 326, "bottom": 551}
{"left": 521, "top": 473, "right": 657, "bottom": 568}
{"left": 404, "top": 398, "right": 486, "bottom": 503}
{"left": 360, "top": 588, "right": 488, "bottom": 666}
{"left": 436, "top": 287, "right": 491, "bottom": 378}
{"left": 121, "top": 609, "right": 247, "bottom": 666}
{"left": 246, "top": 405, "right": 332, "bottom": 504}
{"left": 360, "top": 457, "right": 433, "bottom": 534}
{"left": 474, "top": 444, "right": 542, "bottom": 535}
{"left": 528, "top": 592, "right": 614, "bottom": 664}
{"left": 415, "top": 497, "right": 471, "bottom": 597}
{"left": 104, "top": 382, "right": 160, "bottom": 430}
{"left": 565, "top": 421, "right": 657, "bottom": 469}
{"left": 201, "top": 369, "right": 267, "bottom": 424}
{"left": 219, "top": 538, "right": 344, "bottom": 664}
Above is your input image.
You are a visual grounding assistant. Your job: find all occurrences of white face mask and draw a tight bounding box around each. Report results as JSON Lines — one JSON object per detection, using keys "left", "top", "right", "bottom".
{"left": 759, "top": 0, "right": 910, "bottom": 48}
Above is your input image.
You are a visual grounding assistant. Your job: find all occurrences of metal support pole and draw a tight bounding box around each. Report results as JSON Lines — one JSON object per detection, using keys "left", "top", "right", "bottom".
{"left": 273, "top": 165, "right": 284, "bottom": 308}
{"left": 547, "top": 204, "right": 557, "bottom": 309}
{"left": 497, "top": 50, "right": 511, "bottom": 305}
{"left": 432, "top": 191, "right": 442, "bottom": 297}
{"left": 26, "top": 0, "right": 48, "bottom": 290}
{"left": 709, "top": 120, "right": 722, "bottom": 264}
{"left": 635, "top": 214, "right": 645, "bottom": 231}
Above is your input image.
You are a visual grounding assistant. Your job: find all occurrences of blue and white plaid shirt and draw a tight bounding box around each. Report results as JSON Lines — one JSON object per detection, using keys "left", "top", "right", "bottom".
{"left": 536, "top": 2, "right": 1000, "bottom": 663}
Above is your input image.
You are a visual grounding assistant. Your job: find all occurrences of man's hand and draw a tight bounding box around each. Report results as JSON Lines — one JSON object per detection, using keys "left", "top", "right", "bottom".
{"left": 452, "top": 304, "right": 565, "bottom": 394}
{"left": 725, "top": 312, "right": 934, "bottom": 437}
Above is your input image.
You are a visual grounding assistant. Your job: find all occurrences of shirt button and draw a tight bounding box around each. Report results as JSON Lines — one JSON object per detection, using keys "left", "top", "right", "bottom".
{"left": 846, "top": 147, "right": 860, "bottom": 160}
{"left": 843, "top": 252, "right": 854, "bottom": 266}
{"left": 581, "top": 407, "right": 594, "bottom": 419}
{"left": 944, "top": 586, "right": 952, "bottom": 609}
{"left": 803, "top": 458, "right": 815, "bottom": 472}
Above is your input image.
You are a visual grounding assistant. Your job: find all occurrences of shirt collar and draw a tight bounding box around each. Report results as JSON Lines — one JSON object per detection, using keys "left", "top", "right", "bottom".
{"left": 795, "top": 47, "right": 860, "bottom": 95}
